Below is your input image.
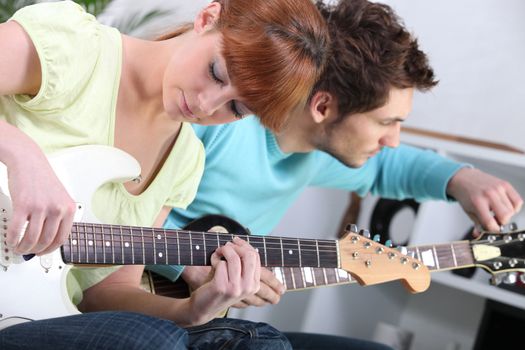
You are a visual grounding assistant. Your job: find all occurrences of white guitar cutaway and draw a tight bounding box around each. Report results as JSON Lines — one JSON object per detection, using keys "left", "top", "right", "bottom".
{"left": 0, "top": 145, "right": 140, "bottom": 329}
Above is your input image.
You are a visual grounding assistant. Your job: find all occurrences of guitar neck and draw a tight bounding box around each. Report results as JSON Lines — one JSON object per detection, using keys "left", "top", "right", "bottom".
{"left": 62, "top": 222, "right": 340, "bottom": 269}
{"left": 269, "top": 241, "right": 474, "bottom": 292}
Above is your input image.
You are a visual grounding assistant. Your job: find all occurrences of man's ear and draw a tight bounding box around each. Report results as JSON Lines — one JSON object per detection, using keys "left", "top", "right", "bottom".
{"left": 194, "top": 2, "right": 221, "bottom": 34}
{"left": 309, "top": 91, "right": 336, "bottom": 124}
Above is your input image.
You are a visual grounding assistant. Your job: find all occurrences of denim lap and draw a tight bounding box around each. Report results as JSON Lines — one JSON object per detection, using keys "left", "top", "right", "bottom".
{"left": 187, "top": 317, "right": 292, "bottom": 350}
{"left": 0, "top": 311, "right": 188, "bottom": 350}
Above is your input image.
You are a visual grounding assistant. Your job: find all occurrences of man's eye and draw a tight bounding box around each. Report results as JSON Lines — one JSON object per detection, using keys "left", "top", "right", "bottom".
{"left": 209, "top": 63, "right": 223, "bottom": 85}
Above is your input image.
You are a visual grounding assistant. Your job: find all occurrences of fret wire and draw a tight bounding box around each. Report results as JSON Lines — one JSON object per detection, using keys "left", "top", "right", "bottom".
{"left": 141, "top": 227, "right": 145, "bottom": 265}
{"left": 334, "top": 267, "right": 340, "bottom": 283}
{"left": 82, "top": 224, "right": 88, "bottom": 263}
{"left": 91, "top": 223, "right": 97, "bottom": 263}
{"left": 297, "top": 238, "right": 302, "bottom": 267}
{"left": 176, "top": 230, "right": 181, "bottom": 265}
{"left": 76, "top": 223, "right": 81, "bottom": 263}
{"left": 415, "top": 247, "right": 421, "bottom": 261}
{"left": 69, "top": 226, "right": 74, "bottom": 263}
{"left": 164, "top": 229, "right": 168, "bottom": 265}
{"left": 280, "top": 237, "right": 284, "bottom": 266}
{"left": 216, "top": 232, "right": 220, "bottom": 254}
{"left": 203, "top": 231, "right": 207, "bottom": 265}
{"left": 263, "top": 237, "right": 268, "bottom": 266}
{"left": 290, "top": 266, "right": 297, "bottom": 289}
{"left": 316, "top": 240, "right": 320, "bottom": 268}
{"left": 130, "top": 226, "right": 135, "bottom": 264}
{"left": 152, "top": 228, "right": 157, "bottom": 265}
{"left": 110, "top": 225, "right": 115, "bottom": 264}
{"left": 119, "top": 226, "right": 126, "bottom": 265}
{"left": 280, "top": 268, "right": 286, "bottom": 288}
{"left": 189, "top": 231, "right": 193, "bottom": 265}
{"left": 432, "top": 245, "right": 441, "bottom": 270}
{"left": 309, "top": 267, "right": 316, "bottom": 287}
{"left": 451, "top": 243, "right": 458, "bottom": 267}
{"left": 299, "top": 267, "right": 307, "bottom": 288}
{"left": 102, "top": 224, "right": 107, "bottom": 264}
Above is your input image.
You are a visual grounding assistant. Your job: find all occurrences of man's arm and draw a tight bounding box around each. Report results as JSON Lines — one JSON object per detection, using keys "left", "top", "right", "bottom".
{"left": 446, "top": 167, "right": 523, "bottom": 232}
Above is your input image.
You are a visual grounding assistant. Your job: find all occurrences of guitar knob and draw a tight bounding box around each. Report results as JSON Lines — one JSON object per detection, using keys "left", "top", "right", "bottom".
{"left": 502, "top": 272, "right": 518, "bottom": 285}
{"left": 489, "top": 274, "right": 504, "bottom": 286}
{"left": 396, "top": 246, "right": 408, "bottom": 255}
{"left": 519, "top": 273, "right": 525, "bottom": 284}
{"left": 373, "top": 234, "right": 381, "bottom": 242}
{"left": 500, "top": 222, "right": 517, "bottom": 233}
{"left": 345, "top": 224, "right": 359, "bottom": 233}
{"left": 385, "top": 239, "right": 393, "bottom": 248}
{"left": 359, "top": 229, "right": 371, "bottom": 238}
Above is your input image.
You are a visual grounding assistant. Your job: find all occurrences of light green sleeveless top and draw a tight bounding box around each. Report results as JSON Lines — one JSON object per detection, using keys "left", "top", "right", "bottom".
{"left": 2, "top": 1, "right": 205, "bottom": 304}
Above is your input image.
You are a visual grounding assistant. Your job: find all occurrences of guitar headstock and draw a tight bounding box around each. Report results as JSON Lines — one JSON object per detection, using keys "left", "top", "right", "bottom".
{"left": 471, "top": 226, "right": 525, "bottom": 276}
{"left": 338, "top": 225, "right": 430, "bottom": 293}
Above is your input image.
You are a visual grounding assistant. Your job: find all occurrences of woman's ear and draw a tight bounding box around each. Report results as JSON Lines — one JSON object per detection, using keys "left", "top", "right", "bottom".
{"left": 309, "top": 91, "right": 336, "bottom": 124}
{"left": 194, "top": 2, "right": 222, "bottom": 34}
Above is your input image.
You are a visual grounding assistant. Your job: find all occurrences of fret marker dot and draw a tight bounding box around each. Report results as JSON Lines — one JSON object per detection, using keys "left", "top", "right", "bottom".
{"left": 288, "top": 249, "right": 293, "bottom": 255}
{"left": 105, "top": 241, "right": 110, "bottom": 247}
{"left": 158, "top": 252, "right": 163, "bottom": 258}
{"left": 157, "top": 234, "right": 162, "bottom": 240}
{"left": 72, "top": 239, "right": 78, "bottom": 245}
{"left": 124, "top": 242, "right": 130, "bottom": 248}
{"left": 255, "top": 248, "right": 259, "bottom": 252}
{"left": 195, "top": 245, "right": 200, "bottom": 250}
{"left": 88, "top": 241, "right": 93, "bottom": 246}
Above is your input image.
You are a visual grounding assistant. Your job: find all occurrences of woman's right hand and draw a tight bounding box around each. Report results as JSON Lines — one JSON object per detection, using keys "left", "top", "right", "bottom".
{"left": 2, "top": 123, "right": 76, "bottom": 256}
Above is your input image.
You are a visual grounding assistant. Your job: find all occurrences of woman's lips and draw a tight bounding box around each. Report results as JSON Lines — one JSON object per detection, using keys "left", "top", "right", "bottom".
{"left": 180, "top": 93, "right": 198, "bottom": 120}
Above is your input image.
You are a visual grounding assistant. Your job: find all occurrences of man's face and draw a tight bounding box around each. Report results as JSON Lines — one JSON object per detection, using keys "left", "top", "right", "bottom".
{"left": 316, "top": 88, "right": 414, "bottom": 168}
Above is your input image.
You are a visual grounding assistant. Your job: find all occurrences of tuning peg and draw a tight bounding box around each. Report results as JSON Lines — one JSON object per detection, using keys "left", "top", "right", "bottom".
{"left": 396, "top": 246, "right": 408, "bottom": 255}
{"left": 345, "top": 224, "right": 359, "bottom": 233}
{"left": 500, "top": 222, "right": 518, "bottom": 233}
{"left": 373, "top": 234, "right": 381, "bottom": 242}
{"left": 489, "top": 274, "right": 504, "bottom": 286}
{"left": 502, "top": 272, "right": 518, "bottom": 285}
{"left": 385, "top": 239, "right": 393, "bottom": 248}
{"left": 359, "top": 229, "right": 371, "bottom": 238}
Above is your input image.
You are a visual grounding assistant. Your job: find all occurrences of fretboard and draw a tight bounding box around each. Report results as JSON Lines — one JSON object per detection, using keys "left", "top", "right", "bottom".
{"left": 271, "top": 266, "right": 353, "bottom": 291}
{"left": 406, "top": 241, "right": 474, "bottom": 272}
{"left": 62, "top": 222, "right": 339, "bottom": 269}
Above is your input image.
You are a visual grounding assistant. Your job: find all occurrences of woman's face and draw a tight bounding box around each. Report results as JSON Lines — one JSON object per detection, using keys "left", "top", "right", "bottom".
{"left": 162, "top": 30, "right": 252, "bottom": 125}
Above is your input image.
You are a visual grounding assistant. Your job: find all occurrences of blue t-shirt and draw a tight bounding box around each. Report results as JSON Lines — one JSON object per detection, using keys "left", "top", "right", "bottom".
{"left": 151, "top": 117, "right": 465, "bottom": 280}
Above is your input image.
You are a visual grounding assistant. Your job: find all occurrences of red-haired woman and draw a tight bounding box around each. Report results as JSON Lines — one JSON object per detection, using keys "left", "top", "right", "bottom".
{"left": 0, "top": 0, "right": 329, "bottom": 349}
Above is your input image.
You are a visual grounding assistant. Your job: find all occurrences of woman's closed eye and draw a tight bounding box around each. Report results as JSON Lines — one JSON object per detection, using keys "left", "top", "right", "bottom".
{"left": 209, "top": 62, "right": 224, "bottom": 86}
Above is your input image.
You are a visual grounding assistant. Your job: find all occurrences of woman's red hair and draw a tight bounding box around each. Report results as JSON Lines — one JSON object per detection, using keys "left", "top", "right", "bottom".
{"left": 159, "top": 0, "right": 329, "bottom": 131}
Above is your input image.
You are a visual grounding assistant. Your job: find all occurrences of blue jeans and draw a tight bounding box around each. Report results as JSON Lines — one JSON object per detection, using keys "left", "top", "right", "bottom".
{"left": 187, "top": 318, "right": 291, "bottom": 350}
{"left": 284, "top": 332, "right": 394, "bottom": 350}
{"left": 0, "top": 312, "right": 291, "bottom": 350}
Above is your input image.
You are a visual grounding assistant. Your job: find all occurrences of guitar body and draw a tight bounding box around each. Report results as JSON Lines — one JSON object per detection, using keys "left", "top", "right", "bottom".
{"left": 0, "top": 145, "right": 140, "bottom": 329}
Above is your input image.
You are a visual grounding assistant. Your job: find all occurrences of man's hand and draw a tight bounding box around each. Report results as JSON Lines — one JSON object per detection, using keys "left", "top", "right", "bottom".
{"left": 447, "top": 167, "right": 523, "bottom": 233}
{"left": 231, "top": 267, "right": 286, "bottom": 308}
{"left": 182, "top": 265, "right": 285, "bottom": 308}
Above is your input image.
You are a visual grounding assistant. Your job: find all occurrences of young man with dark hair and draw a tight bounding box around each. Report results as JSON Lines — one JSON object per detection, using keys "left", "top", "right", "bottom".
{"left": 162, "top": 0, "right": 522, "bottom": 315}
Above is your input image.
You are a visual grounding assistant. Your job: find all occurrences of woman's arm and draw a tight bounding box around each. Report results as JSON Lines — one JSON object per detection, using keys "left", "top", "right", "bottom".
{"left": 79, "top": 238, "right": 261, "bottom": 327}
{"left": 79, "top": 207, "right": 261, "bottom": 326}
{"left": 0, "top": 21, "right": 77, "bottom": 256}
{"left": 0, "top": 21, "right": 41, "bottom": 95}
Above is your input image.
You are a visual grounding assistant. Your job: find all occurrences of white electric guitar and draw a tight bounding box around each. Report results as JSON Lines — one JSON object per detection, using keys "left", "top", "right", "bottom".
{"left": 0, "top": 145, "right": 430, "bottom": 330}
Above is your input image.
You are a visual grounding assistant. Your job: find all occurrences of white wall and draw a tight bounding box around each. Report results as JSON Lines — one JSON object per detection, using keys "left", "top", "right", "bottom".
{"left": 382, "top": 0, "right": 525, "bottom": 151}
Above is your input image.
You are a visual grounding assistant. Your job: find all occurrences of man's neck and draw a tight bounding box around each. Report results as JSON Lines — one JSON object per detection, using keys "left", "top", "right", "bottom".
{"left": 274, "top": 109, "right": 317, "bottom": 154}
